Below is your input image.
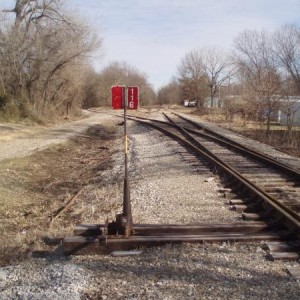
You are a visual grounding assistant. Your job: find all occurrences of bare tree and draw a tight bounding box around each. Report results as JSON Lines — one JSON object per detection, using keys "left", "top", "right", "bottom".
{"left": 273, "top": 24, "right": 300, "bottom": 92}
{"left": 157, "top": 79, "right": 181, "bottom": 105}
{"left": 177, "top": 50, "right": 208, "bottom": 108}
{"left": 198, "top": 47, "right": 236, "bottom": 108}
{"left": 234, "top": 29, "right": 283, "bottom": 133}
{"left": 0, "top": 0, "right": 102, "bottom": 119}
{"left": 81, "top": 67, "right": 102, "bottom": 109}
{"left": 2, "top": 0, "right": 65, "bottom": 31}
{"left": 38, "top": 19, "right": 100, "bottom": 107}
{"left": 178, "top": 48, "right": 235, "bottom": 109}
{"left": 98, "top": 61, "right": 156, "bottom": 107}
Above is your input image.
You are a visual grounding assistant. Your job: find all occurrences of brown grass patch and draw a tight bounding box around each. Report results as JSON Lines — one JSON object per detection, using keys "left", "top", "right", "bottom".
{"left": 0, "top": 121, "right": 122, "bottom": 266}
{"left": 189, "top": 110, "right": 300, "bottom": 157}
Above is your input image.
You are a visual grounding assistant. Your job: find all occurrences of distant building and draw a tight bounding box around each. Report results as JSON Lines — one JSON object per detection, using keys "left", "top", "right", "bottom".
{"left": 277, "top": 97, "right": 300, "bottom": 126}
{"left": 204, "top": 97, "right": 221, "bottom": 108}
{"left": 183, "top": 99, "right": 198, "bottom": 107}
{"left": 183, "top": 99, "right": 190, "bottom": 107}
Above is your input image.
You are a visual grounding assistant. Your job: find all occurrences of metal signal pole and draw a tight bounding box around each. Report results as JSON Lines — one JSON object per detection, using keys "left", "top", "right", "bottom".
{"left": 116, "top": 86, "right": 133, "bottom": 237}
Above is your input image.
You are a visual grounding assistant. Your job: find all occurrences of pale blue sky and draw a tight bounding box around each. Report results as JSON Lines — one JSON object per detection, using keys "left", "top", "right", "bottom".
{"left": 1, "top": 0, "right": 300, "bottom": 90}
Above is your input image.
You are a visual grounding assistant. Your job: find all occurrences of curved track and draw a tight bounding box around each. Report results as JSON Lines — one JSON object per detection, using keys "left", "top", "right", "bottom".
{"left": 64, "top": 111, "right": 300, "bottom": 259}
{"left": 163, "top": 113, "right": 300, "bottom": 218}
{"left": 126, "top": 112, "right": 300, "bottom": 259}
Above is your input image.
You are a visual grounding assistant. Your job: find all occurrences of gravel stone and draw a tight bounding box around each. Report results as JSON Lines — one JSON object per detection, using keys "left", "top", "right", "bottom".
{"left": 1, "top": 109, "right": 299, "bottom": 299}
{"left": 183, "top": 114, "right": 300, "bottom": 171}
{"left": 129, "top": 124, "right": 238, "bottom": 224}
{"left": 0, "top": 257, "right": 90, "bottom": 299}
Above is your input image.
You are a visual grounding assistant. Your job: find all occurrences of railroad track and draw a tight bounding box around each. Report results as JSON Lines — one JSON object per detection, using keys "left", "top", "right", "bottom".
{"left": 63, "top": 112, "right": 300, "bottom": 260}
{"left": 127, "top": 113, "right": 300, "bottom": 258}
{"left": 164, "top": 113, "right": 300, "bottom": 211}
{"left": 165, "top": 113, "right": 300, "bottom": 212}
{"left": 171, "top": 112, "right": 300, "bottom": 172}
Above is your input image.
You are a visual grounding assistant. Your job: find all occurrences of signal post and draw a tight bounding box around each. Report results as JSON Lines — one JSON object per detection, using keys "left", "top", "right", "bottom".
{"left": 112, "top": 86, "right": 139, "bottom": 237}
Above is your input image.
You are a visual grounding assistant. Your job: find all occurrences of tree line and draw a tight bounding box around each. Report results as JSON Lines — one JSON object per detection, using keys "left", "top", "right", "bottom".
{"left": 158, "top": 24, "right": 300, "bottom": 133}
{"left": 82, "top": 61, "right": 156, "bottom": 109}
{"left": 0, "top": 0, "right": 101, "bottom": 121}
{"left": 0, "top": 0, "right": 156, "bottom": 122}
{"left": 1, "top": 1, "right": 300, "bottom": 132}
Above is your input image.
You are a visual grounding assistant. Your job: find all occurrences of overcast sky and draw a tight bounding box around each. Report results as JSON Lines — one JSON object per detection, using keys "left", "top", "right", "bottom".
{"left": 1, "top": 0, "right": 300, "bottom": 90}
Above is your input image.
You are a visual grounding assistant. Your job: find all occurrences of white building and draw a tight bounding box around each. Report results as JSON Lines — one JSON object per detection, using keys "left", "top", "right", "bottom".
{"left": 278, "top": 97, "right": 300, "bottom": 126}
{"left": 204, "top": 97, "right": 221, "bottom": 108}
{"left": 183, "top": 99, "right": 198, "bottom": 107}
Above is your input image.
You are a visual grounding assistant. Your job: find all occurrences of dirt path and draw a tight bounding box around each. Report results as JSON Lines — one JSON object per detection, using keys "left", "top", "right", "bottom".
{"left": 0, "top": 110, "right": 117, "bottom": 161}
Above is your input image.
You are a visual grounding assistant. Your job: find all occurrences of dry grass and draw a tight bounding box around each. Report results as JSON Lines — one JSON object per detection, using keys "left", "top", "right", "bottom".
{"left": 0, "top": 121, "right": 121, "bottom": 266}
{"left": 189, "top": 109, "right": 300, "bottom": 157}
{"left": 0, "top": 124, "right": 41, "bottom": 142}
{"left": 237, "top": 129, "right": 300, "bottom": 157}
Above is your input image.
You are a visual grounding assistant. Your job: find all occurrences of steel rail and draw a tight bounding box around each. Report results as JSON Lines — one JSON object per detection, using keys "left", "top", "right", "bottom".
{"left": 172, "top": 112, "right": 300, "bottom": 177}
{"left": 163, "top": 113, "right": 300, "bottom": 222}
{"left": 127, "top": 112, "right": 300, "bottom": 179}
{"left": 127, "top": 115, "right": 300, "bottom": 233}
{"left": 64, "top": 232, "right": 282, "bottom": 255}
{"left": 63, "top": 113, "right": 299, "bottom": 256}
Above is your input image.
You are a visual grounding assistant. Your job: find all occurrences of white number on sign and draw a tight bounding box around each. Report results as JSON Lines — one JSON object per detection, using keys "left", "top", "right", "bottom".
{"left": 129, "top": 88, "right": 135, "bottom": 108}
{"left": 130, "top": 88, "right": 134, "bottom": 100}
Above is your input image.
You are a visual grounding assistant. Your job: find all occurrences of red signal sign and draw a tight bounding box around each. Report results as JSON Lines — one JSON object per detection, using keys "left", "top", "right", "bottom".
{"left": 127, "top": 86, "right": 139, "bottom": 110}
{"left": 112, "top": 86, "right": 124, "bottom": 109}
{"left": 111, "top": 86, "right": 139, "bottom": 110}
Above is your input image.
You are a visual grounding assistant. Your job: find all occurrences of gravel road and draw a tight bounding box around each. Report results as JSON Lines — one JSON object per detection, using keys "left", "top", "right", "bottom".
{"left": 0, "top": 110, "right": 114, "bottom": 161}
{"left": 0, "top": 109, "right": 299, "bottom": 299}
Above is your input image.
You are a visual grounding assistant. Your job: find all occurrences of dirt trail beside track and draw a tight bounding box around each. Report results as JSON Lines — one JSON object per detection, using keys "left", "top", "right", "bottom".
{"left": 0, "top": 110, "right": 115, "bottom": 161}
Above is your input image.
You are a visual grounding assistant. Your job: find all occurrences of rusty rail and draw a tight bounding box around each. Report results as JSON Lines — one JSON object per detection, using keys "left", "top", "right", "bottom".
{"left": 63, "top": 113, "right": 300, "bottom": 258}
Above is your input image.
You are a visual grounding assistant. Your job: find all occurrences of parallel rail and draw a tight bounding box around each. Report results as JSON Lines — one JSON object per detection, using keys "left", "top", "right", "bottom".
{"left": 126, "top": 114, "right": 300, "bottom": 233}
{"left": 63, "top": 112, "right": 300, "bottom": 259}
{"left": 172, "top": 112, "right": 300, "bottom": 175}
{"left": 163, "top": 114, "right": 300, "bottom": 217}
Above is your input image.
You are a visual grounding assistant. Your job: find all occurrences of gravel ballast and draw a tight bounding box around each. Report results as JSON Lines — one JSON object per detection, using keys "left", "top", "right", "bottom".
{"left": 182, "top": 113, "right": 300, "bottom": 171}
{"left": 1, "top": 110, "right": 299, "bottom": 299}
